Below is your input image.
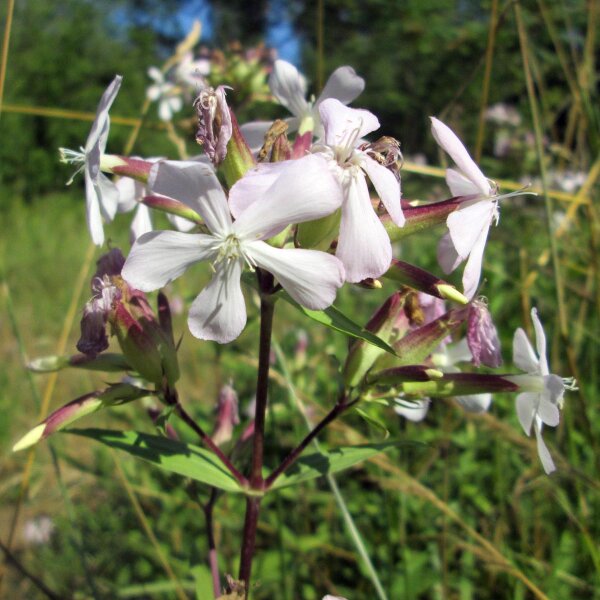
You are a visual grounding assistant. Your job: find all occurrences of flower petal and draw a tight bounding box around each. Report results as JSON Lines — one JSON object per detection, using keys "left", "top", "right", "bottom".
{"left": 456, "top": 393, "right": 492, "bottom": 413}
{"left": 515, "top": 392, "right": 537, "bottom": 434}
{"left": 534, "top": 419, "right": 556, "bottom": 474}
{"left": 530, "top": 307, "right": 549, "bottom": 375}
{"left": 233, "top": 154, "right": 343, "bottom": 240}
{"left": 513, "top": 328, "right": 539, "bottom": 373}
{"left": 122, "top": 231, "right": 215, "bottom": 291}
{"left": 394, "top": 399, "right": 430, "bottom": 422}
{"left": 149, "top": 160, "right": 231, "bottom": 234}
{"left": 317, "top": 66, "right": 365, "bottom": 106}
{"left": 85, "top": 170, "right": 105, "bottom": 246}
{"left": 537, "top": 396, "right": 560, "bottom": 427}
{"left": 336, "top": 173, "right": 392, "bottom": 282}
{"left": 544, "top": 374, "right": 565, "bottom": 407}
{"left": 430, "top": 117, "right": 492, "bottom": 196}
{"left": 188, "top": 259, "right": 247, "bottom": 343}
{"left": 446, "top": 168, "right": 481, "bottom": 197}
{"left": 247, "top": 241, "right": 345, "bottom": 310}
{"left": 228, "top": 160, "right": 290, "bottom": 218}
{"left": 461, "top": 224, "right": 489, "bottom": 300}
{"left": 85, "top": 75, "right": 123, "bottom": 154}
{"left": 447, "top": 200, "right": 494, "bottom": 259}
{"left": 319, "top": 98, "right": 380, "bottom": 147}
{"left": 269, "top": 60, "right": 309, "bottom": 118}
{"left": 130, "top": 204, "right": 153, "bottom": 241}
{"left": 361, "top": 154, "right": 404, "bottom": 226}
{"left": 116, "top": 177, "right": 140, "bottom": 212}
{"left": 437, "top": 232, "right": 462, "bottom": 274}
{"left": 96, "top": 173, "right": 120, "bottom": 221}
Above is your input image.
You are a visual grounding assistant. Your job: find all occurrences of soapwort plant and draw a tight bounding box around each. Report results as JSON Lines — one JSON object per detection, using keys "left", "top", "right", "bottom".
{"left": 15, "top": 51, "right": 576, "bottom": 598}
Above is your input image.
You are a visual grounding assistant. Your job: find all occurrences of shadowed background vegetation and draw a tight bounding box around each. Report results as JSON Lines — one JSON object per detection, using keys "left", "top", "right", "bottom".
{"left": 0, "top": 0, "right": 598, "bottom": 598}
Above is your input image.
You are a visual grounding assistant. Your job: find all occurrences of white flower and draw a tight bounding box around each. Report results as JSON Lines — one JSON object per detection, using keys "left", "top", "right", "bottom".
{"left": 147, "top": 67, "right": 183, "bottom": 122}
{"left": 315, "top": 99, "right": 404, "bottom": 282}
{"left": 431, "top": 117, "right": 499, "bottom": 300}
{"left": 240, "top": 59, "right": 365, "bottom": 150}
{"left": 509, "top": 308, "right": 573, "bottom": 474}
{"left": 59, "top": 76, "right": 122, "bottom": 246}
{"left": 174, "top": 51, "right": 210, "bottom": 87}
{"left": 122, "top": 155, "right": 345, "bottom": 343}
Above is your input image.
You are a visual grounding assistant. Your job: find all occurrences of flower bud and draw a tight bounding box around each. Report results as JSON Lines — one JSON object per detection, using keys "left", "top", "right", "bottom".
{"left": 141, "top": 194, "right": 202, "bottom": 225}
{"left": 211, "top": 383, "right": 240, "bottom": 446}
{"left": 467, "top": 298, "right": 502, "bottom": 367}
{"left": 12, "top": 383, "right": 149, "bottom": 452}
{"left": 343, "top": 291, "right": 410, "bottom": 387}
{"left": 112, "top": 289, "right": 180, "bottom": 387}
{"left": 383, "top": 259, "right": 468, "bottom": 304}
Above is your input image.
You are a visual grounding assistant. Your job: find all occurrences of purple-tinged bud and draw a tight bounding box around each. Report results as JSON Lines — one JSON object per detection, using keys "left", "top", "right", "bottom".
{"left": 194, "top": 85, "right": 233, "bottom": 166}
{"left": 221, "top": 110, "right": 256, "bottom": 187}
{"left": 211, "top": 384, "right": 240, "bottom": 446}
{"left": 157, "top": 292, "right": 175, "bottom": 345}
{"left": 142, "top": 194, "right": 202, "bottom": 225}
{"left": 12, "top": 383, "right": 149, "bottom": 452}
{"left": 392, "top": 307, "right": 468, "bottom": 366}
{"left": 343, "top": 291, "right": 410, "bottom": 387}
{"left": 383, "top": 259, "right": 468, "bottom": 304}
{"left": 467, "top": 298, "right": 502, "bottom": 367}
{"left": 110, "top": 156, "right": 154, "bottom": 184}
{"left": 369, "top": 372, "right": 518, "bottom": 398}
{"left": 383, "top": 194, "right": 480, "bottom": 242}
{"left": 112, "top": 291, "right": 179, "bottom": 387}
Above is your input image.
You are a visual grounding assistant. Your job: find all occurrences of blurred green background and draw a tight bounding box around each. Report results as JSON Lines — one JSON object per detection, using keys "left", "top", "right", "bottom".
{"left": 1, "top": 0, "right": 598, "bottom": 598}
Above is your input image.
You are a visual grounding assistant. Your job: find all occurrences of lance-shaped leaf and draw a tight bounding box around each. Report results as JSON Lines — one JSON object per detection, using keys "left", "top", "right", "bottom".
{"left": 383, "top": 372, "right": 519, "bottom": 397}
{"left": 343, "top": 290, "right": 411, "bottom": 387}
{"left": 279, "top": 290, "right": 397, "bottom": 355}
{"left": 28, "top": 352, "right": 131, "bottom": 373}
{"left": 142, "top": 195, "right": 203, "bottom": 225}
{"left": 268, "top": 441, "right": 402, "bottom": 491}
{"left": 68, "top": 428, "right": 244, "bottom": 493}
{"left": 12, "top": 384, "right": 150, "bottom": 452}
{"left": 383, "top": 259, "right": 468, "bottom": 304}
{"left": 391, "top": 307, "right": 468, "bottom": 366}
{"left": 383, "top": 195, "right": 478, "bottom": 242}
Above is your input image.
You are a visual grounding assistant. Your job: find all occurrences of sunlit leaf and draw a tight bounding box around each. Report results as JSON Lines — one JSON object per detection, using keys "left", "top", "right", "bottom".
{"left": 67, "top": 428, "right": 243, "bottom": 493}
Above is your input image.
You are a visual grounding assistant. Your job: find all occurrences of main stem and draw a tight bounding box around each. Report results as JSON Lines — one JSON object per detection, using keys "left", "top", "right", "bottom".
{"left": 238, "top": 272, "right": 276, "bottom": 594}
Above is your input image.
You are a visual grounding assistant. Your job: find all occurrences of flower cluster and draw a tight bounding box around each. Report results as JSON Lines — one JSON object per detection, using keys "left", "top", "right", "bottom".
{"left": 53, "top": 58, "right": 576, "bottom": 481}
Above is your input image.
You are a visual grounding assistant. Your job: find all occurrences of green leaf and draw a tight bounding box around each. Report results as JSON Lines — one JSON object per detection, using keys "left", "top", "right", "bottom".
{"left": 280, "top": 293, "right": 397, "bottom": 355}
{"left": 67, "top": 428, "right": 243, "bottom": 493}
{"left": 270, "top": 441, "right": 400, "bottom": 490}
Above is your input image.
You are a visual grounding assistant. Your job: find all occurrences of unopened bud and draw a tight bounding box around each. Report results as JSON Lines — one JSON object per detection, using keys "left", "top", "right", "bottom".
{"left": 141, "top": 194, "right": 202, "bottom": 226}
{"left": 383, "top": 259, "right": 467, "bottom": 303}
{"left": 12, "top": 384, "right": 148, "bottom": 452}
{"left": 392, "top": 306, "right": 468, "bottom": 366}
{"left": 211, "top": 383, "right": 240, "bottom": 446}
{"left": 343, "top": 291, "right": 409, "bottom": 387}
